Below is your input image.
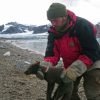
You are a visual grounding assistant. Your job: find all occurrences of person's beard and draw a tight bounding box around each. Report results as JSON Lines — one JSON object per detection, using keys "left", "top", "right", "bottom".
{"left": 55, "top": 20, "right": 67, "bottom": 32}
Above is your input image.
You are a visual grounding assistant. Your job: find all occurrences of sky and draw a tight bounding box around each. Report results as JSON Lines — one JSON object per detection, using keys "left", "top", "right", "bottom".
{"left": 0, "top": 0, "right": 100, "bottom": 25}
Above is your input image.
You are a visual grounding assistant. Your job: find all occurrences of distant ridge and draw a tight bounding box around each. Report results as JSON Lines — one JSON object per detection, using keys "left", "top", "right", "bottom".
{"left": 0, "top": 22, "right": 50, "bottom": 34}
{"left": 0, "top": 21, "right": 100, "bottom": 37}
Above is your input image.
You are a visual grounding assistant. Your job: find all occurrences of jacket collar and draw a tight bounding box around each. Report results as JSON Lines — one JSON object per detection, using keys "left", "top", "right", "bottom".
{"left": 48, "top": 10, "right": 77, "bottom": 39}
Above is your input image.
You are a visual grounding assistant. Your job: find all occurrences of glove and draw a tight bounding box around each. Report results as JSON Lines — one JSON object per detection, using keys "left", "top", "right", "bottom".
{"left": 61, "top": 60, "right": 87, "bottom": 81}
{"left": 64, "top": 67, "right": 79, "bottom": 81}
{"left": 39, "top": 61, "right": 53, "bottom": 68}
{"left": 36, "top": 61, "right": 53, "bottom": 80}
{"left": 60, "top": 71, "right": 73, "bottom": 83}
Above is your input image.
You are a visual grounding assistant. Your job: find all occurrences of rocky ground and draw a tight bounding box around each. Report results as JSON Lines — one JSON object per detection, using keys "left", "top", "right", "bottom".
{"left": 0, "top": 40, "right": 86, "bottom": 100}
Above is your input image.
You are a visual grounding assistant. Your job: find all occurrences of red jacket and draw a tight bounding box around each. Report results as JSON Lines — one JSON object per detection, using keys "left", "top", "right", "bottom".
{"left": 44, "top": 10, "right": 100, "bottom": 69}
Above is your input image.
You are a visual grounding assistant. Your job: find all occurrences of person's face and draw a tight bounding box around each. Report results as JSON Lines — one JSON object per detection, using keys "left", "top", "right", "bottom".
{"left": 49, "top": 17, "right": 67, "bottom": 30}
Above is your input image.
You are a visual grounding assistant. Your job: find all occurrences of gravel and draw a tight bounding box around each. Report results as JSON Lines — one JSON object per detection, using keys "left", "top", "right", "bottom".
{"left": 0, "top": 40, "right": 87, "bottom": 100}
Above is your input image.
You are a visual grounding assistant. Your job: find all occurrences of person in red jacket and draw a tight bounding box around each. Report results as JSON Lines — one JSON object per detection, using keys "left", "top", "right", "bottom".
{"left": 38, "top": 3, "right": 100, "bottom": 100}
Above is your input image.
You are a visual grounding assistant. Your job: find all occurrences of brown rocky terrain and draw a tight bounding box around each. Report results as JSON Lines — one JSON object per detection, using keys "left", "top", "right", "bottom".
{"left": 0, "top": 40, "right": 86, "bottom": 100}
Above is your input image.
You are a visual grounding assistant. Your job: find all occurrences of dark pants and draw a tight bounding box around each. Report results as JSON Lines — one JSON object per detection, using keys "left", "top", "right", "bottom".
{"left": 71, "top": 69, "right": 100, "bottom": 100}
{"left": 84, "top": 69, "right": 100, "bottom": 100}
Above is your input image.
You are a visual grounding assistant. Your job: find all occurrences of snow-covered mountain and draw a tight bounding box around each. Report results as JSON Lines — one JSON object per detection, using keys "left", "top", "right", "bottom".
{"left": 0, "top": 22, "right": 49, "bottom": 34}
{"left": 0, "top": 21, "right": 100, "bottom": 39}
{"left": 96, "top": 22, "right": 100, "bottom": 38}
{"left": 96, "top": 23, "right": 100, "bottom": 34}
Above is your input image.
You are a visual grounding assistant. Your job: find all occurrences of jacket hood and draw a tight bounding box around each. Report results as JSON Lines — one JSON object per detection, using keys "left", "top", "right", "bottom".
{"left": 48, "top": 10, "right": 77, "bottom": 39}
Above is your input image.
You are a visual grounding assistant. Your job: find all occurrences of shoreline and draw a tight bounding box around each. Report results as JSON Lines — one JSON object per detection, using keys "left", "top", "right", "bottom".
{"left": 1, "top": 38, "right": 47, "bottom": 56}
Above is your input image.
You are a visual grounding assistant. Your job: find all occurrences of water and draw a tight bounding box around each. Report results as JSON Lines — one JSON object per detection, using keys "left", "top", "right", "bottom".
{"left": 1, "top": 32, "right": 100, "bottom": 56}
{"left": 0, "top": 32, "right": 48, "bottom": 55}
{"left": 6, "top": 39, "right": 47, "bottom": 55}
{"left": 6, "top": 37, "right": 100, "bottom": 56}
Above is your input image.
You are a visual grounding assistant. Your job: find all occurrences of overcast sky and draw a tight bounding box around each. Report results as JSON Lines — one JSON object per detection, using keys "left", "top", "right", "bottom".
{"left": 0, "top": 0, "right": 100, "bottom": 25}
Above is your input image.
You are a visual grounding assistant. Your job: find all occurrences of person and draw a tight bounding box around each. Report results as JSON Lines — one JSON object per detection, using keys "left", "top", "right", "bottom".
{"left": 38, "top": 2, "right": 100, "bottom": 100}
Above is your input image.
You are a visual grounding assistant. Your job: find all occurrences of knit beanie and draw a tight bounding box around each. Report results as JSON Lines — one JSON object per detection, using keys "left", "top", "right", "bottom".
{"left": 47, "top": 3, "right": 67, "bottom": 20}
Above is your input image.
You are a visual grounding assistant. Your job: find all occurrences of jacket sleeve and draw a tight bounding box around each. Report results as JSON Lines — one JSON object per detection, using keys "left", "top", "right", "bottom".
{"left": 76, "top": 18, "right": 100, "bottom": 67}
{"left": 44, "top": 33, "right": 60, "bottom": 66}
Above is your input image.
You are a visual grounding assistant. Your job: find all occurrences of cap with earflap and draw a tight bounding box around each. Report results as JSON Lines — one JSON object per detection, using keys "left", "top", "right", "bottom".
{"left": 47, "top": 3, "right": 67, "bottom": 20}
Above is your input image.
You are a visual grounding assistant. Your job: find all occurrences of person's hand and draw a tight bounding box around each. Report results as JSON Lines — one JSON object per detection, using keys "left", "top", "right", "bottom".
{"left": 60, "top": 69, "right": 74, "bottom": 83}
{"left": 61, "top": 60, "right": 87, "bottom": 81}
{"left": 39, "top": 61, "right": 53, "bottom": 68}
{"left": 63, "top": 67, "right": 79, "bottom": 81}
